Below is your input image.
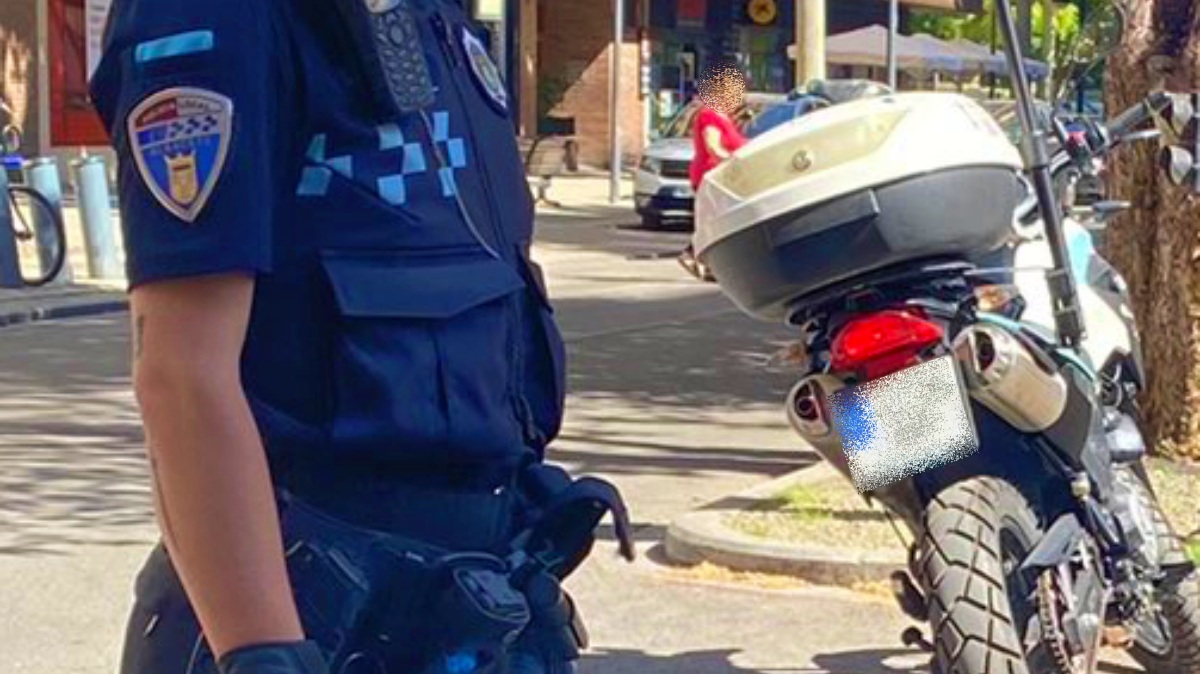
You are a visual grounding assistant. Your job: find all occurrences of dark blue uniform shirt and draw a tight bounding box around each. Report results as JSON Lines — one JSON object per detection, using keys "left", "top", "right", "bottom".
{"left": 90, "top": 0, "right": 566, "bottom": 475}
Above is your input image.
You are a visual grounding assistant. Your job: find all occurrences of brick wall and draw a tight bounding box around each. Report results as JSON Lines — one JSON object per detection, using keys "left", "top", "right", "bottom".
{"left": 0, "top": 0, "right": 40, "bottom": 157}
{"left": 538, "top": 0, "right": 644, "bottom": 168}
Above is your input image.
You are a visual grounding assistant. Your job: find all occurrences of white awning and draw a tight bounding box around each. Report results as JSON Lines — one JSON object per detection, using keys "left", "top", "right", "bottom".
{"left": 826, "top": 25, "right": 967, "bottom": 73}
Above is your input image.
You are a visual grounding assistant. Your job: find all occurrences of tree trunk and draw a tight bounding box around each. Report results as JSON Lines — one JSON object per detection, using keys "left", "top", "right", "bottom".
{"left": 1105, "top": 0, "right": 1200, "bottom": 458}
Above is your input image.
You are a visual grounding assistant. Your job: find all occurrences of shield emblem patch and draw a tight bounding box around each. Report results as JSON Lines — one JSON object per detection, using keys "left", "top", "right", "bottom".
{"left": 461, "top": 27, "right": 508, "bottom": 114}
{"left": 127, "top": 88, "right": 233, "bottom": 223}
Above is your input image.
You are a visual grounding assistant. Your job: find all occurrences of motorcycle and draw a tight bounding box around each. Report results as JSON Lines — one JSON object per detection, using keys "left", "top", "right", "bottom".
{"left": 692, "top": 4, "right": 1200, "bottom": 674}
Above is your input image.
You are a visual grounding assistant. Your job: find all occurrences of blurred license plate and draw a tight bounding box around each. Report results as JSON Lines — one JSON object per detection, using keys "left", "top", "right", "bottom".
{"left": 827, "top": 356, "right": 978, "bottom": 493}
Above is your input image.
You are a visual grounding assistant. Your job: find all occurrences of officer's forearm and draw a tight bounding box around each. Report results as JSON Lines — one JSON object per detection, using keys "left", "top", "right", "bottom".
{"left": 136, "top": 362, "right": 303, "bottom": 658}
{"left": 131, "top": 277, "right": 303, "bottom": 660}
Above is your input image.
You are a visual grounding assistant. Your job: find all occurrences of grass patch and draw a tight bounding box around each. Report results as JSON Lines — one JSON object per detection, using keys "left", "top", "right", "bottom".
{"left": 779, "top": 484, "right": 837, "bottom": 523}
{"left": 727, "top": 476, "right": 900, "bottom": 552}
{"left": 1142, "top": 458, "right": 1200, "bottom": 559}
{"left": 1186, "top": 540, "right": 1200, "bottom": 566}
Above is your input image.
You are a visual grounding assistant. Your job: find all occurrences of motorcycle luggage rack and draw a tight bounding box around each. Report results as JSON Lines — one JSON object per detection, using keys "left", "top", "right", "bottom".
{"left": 784, "top": 257, "right": 980, "bottom": 325}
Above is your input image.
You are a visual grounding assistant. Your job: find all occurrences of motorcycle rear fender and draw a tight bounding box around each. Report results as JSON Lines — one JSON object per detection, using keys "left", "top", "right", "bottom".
{"left": 911, "top": 403, "right": 1056, "bottom": 500}
{"left": 892, "top": 404, "right": 1071, "bottom": 537}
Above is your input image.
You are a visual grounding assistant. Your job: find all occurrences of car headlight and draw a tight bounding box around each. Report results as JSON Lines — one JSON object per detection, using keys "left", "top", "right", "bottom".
{"left": 639, "top": 156, "right": 662, "bottom": 174}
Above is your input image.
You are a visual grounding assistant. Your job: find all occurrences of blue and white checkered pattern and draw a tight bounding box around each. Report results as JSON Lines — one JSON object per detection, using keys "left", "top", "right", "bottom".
{"left": 168, "top": 115, "right": 220, "bottom": 139}
{"left": 297, "top": 111, "right": 468, "bottom": 206}
{"left": 430, "top": 111, "right": 466, "bottom": 198}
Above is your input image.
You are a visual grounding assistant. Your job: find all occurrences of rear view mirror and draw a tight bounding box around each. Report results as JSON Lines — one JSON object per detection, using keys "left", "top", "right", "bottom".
{"left": 1160, "top": 146, "right": 1195, "bottom": 187}
{"left": 1154, "top": 92, "right": 1200, "bottom": 191}
{"left": 1161, "top": 93, "right": 1195, "bottom": 139}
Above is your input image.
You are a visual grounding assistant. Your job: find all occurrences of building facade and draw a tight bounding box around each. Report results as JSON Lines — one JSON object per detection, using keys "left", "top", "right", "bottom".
{"left": 1, "top": 0, "right": 112, "bottom": 169}
{"left": 2, "top": 0, "right": 983, "bottom": 174}
{"left": 528, "top": 0, "right": 989, "bottom": 167}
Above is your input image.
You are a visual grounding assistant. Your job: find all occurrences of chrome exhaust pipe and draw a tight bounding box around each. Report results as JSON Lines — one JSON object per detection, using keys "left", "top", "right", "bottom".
{"left": 785, "top": 374, "right": 852, "bottom": 480}
{"left": 952, "top": 325, "right": 1068, "bottom": 433}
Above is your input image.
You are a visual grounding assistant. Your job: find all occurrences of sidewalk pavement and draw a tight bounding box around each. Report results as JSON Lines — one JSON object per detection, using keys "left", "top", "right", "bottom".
{"left": 0, "top": 174, "right": 641, "bottom": 330}
{"left": 0, "top": 282, "right": 127, "bottom": 328}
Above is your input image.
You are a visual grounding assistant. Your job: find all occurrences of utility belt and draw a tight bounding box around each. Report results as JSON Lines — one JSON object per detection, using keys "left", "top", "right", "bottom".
{"left": 279, "top": 462, "right": 633, "bottom": 674}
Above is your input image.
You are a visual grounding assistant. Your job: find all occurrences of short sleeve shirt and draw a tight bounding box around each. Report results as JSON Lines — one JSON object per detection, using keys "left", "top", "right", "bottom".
{"left": 690, "top": 107, "right": 747, "bottom": 190}
{"left": 90, "top": 0, "right": 565, "bottom": 471}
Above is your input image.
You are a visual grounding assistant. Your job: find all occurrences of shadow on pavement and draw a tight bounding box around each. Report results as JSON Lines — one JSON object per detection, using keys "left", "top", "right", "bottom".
{"left": 558, "top": 294, "right": 798, "bottom": 411}
{"left": 554, "top": 439, "right": 809, "bottom": 479}
{"left": 536, "top": 206, "right": 691, "bottom": 260}
{"left": 0, "top": 316, "right": 154, "bottom": 556}
{"left": 580, "top": 646, "right": 932, "bottom": 674}
{"left": 550, "top": 291, "right": 806, "bottom": 483}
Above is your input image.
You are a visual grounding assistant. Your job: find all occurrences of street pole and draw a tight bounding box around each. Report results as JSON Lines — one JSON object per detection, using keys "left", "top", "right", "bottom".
{"left": 794, "top": 0, "right": 826, "bottom": 89}
{"left": 1076, "top": 0, "right": 1086, "bottom": 112}
{"left": 609, "top": 0, "right": 624, "bottom": 204}
{"left": 887, "top": 0, "right": 899, "bottom": 90}
{"left": 0, "top": 167, "right": 22, "bottom": 289}
{"left": 1042, "top": 0, "right": 1055, "bottom": 100}
{"left": 989, "top": 0, "right": 998, "bottom": 98}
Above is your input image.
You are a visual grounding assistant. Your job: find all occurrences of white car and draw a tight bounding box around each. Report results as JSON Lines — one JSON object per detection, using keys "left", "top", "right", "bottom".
{"left": 633, "top": 136, "right": 695, "bottom": 229}
{"left": 634, "top": 94, "right": 783, "bottom": 229}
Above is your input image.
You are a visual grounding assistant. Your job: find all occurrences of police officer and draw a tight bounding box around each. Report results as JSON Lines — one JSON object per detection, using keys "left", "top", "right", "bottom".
{"left": 89, "top": 1, "right": 626, "bottom": 673}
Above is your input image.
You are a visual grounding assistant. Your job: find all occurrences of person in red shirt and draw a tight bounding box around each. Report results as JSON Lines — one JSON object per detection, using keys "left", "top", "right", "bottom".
{"left": 680, "top": 65, "right": 747, "bottom": 280}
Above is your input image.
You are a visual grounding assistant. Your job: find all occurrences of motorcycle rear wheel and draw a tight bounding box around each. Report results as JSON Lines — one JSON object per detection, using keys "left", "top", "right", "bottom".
{"left": 918, "top": 477, "right": 1053, "bottom": 674}
{"left": 1122, "top": 465, "right": 1200, "bottom": 673}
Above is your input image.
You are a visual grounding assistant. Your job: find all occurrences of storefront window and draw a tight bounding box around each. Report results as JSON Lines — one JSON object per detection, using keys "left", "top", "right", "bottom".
{"left": 739, "top": 27, "right": 789, "bottom": 92}
{"left": 645, "top": 0, "right": 797, "bottom": 133}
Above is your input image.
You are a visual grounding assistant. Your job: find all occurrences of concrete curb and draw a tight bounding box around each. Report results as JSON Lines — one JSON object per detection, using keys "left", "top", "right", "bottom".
{"left": 0, "top": 290, "right": 128, "bottom": 329}
{"left": 664, "top": 463, "right": 907, "bottom": 586}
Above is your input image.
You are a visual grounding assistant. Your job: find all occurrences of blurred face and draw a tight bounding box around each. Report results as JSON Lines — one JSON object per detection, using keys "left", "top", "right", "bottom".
{"left": 698, "top": 66, "right": 746, "bottom": 116}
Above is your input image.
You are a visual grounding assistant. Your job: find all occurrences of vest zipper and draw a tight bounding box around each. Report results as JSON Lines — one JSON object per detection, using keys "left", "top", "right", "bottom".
{"left": 428, "top": 11, "right": 506, "bottom": 253}
{"left": 429, "top": 8, "right": 540, "bottom": 445}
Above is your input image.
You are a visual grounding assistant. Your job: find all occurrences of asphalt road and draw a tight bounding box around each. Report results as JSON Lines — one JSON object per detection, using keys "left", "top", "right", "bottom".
{"left": 0, "top": 209, "right": 928, "bottom": 674}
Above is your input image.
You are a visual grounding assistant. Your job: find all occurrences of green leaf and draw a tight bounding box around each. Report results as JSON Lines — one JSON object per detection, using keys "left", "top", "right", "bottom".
{"left": 1187, "top": 539, "right": 1200, "bottom": 566}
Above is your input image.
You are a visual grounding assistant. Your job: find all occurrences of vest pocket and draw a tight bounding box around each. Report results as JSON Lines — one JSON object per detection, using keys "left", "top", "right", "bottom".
{"left": 517, "top": 256, "right": 567, "bottom": 447}
{"left": 321, "top": 250, "right": 527, "bottom": 461}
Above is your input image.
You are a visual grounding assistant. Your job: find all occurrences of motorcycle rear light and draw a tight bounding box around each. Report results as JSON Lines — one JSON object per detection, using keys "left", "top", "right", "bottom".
{"left": 831, "top": 310, "right": 944, "bottom": 379}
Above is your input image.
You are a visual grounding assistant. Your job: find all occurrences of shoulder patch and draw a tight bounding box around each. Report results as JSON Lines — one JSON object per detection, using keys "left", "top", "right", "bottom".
{"left": 127, "top": 87, "right": 233, "bottom": 223}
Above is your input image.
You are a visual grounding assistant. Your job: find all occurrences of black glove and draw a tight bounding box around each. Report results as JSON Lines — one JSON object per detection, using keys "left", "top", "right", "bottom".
{"left": 506, "top": 572, "right": 585, "bottom": 674}
{"left": 218, "top": 641, "right": 329, "bottom": 674}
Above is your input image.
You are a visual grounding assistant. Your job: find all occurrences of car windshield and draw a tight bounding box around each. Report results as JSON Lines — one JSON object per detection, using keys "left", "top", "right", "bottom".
{"left": 658, "top": 98, "right": 775, "bottom": 139}
{"left": 743, "top": 98, "right": 827, "bottom": 138}
{"left": 660, "top": 104, "right": 700, "bottom": 139}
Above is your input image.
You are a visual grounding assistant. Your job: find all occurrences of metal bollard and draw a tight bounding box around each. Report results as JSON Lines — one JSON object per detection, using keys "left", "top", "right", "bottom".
{"left": 0, "top": 169, "right": 23, "bottom": 288}
{"left": 72, "top": 154, "right": 121, "bottom": 280}
{"left": 26, "top": 156, "right": 72, "bottom": 284}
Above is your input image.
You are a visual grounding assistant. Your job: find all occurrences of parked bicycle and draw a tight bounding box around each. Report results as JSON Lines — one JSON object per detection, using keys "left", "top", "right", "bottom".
{"left": 1, "top": 103, "right": 67, "bottom": 287}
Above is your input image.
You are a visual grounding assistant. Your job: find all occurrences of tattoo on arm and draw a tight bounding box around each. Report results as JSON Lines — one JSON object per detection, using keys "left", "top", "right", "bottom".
{"left": 148, "top": 450, "right": 181, "bottom": 551}
{"left": 134, "top": 315, "right": 146, "bottom": 360}
{"left": 132, "top": 313, "right": 177, "bottom": 547}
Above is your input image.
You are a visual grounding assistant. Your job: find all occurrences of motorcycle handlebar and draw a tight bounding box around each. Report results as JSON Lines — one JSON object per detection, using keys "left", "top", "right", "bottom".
{"left": 1103, "top": 91, "right": 1171, "bottom": 147}
{"left": 1016, "top": 92, "right": 1180, "bottom": 225}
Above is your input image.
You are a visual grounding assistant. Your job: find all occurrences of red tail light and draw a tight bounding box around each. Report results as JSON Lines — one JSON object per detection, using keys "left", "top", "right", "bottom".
{"left": 831, "top": 310, "right": 944, "bottom": 379}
